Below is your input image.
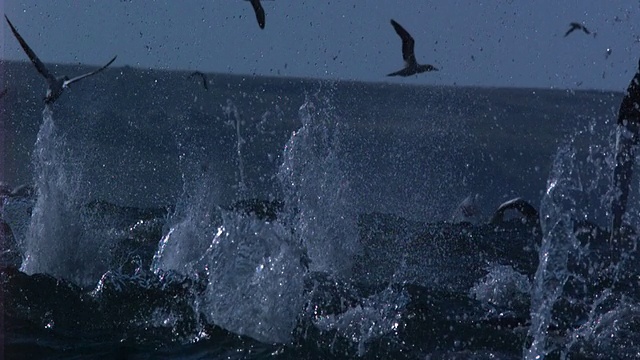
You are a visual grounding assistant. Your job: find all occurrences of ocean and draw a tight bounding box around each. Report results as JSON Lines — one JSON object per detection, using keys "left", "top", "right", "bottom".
{"left": 0, "top": 60, "right": 637, "bottom": 359}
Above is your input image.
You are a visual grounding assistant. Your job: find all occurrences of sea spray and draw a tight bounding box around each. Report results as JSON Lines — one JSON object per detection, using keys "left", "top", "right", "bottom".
{"left": 525, "top": 145, "right": 581, "bottom": 359}
{"left": 313, "top": 286, "right": 408, "bottom": 356}
{"left": 21, "top": 106, "right": 106, "bottom": 286}
{"left": 151, "top": 173, "right": 220, "bottom": 275}
{"left": 470, "top": 264, "right": 531, "bottom": 313}
{"left": 155, "top": 201, "right": 305, "bottom": 344}
{"left": 0, "top": 194, "right": 34, "bottom": 268}
{"left": 222, "top": 99, "right": 248, "bottom": 198}
{"left": 200, "top": 211, "right": 305, "bottom": 344}
{"left": 522, "top": 116, "right": 640, "bottom": 358}
{"left": 152, "top": 133, "right": 222, "bottom": 275}
{"left": 562, "top": 293, "right": 640, "bottom": 358}
{"left": 278, "top": 96, "right": 360, "bottom": 277}
{"left": 153, "top": 109, "right": 306, "bottom": 344}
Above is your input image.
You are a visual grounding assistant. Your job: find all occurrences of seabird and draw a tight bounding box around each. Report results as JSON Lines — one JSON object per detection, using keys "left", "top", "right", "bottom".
{"left": 387, "top": 19, "right": 438, "bottom": 77}
{"left": 0, "top": 88, "right": 7, "bottom": 100}
{"left": 451, "top": 194, "right": 482, "bottom": 224}
{"left": 249, "top": 0, "right": 265, "bottom": 29}
{"left": 189, "top": 71, "right": 209, "bottom": 90}
{"left": 489, "top": 198, "right": 539, "bottom": 225}
{"left": 4, "top": 15, "right": 117, "bottom": 105}
{"left": 564, "top": 22, "right": 590, "bottom": 37}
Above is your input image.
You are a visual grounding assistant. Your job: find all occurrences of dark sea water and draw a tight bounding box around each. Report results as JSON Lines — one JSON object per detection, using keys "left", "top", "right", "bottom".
{"left": 1, "top": 61, "right": 639, "bottom": 359}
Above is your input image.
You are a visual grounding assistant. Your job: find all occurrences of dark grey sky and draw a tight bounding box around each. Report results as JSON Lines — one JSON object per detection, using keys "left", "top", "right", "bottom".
{"left": 2, "top": 1, "right": 639, "bottom": 91}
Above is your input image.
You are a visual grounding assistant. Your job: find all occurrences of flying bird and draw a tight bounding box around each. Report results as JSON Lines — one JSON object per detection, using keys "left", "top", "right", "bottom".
{"left": 4, "top": 15, "right": 117, "bottom": 105}
{"left": 564, "top": 22, "right": 591, "bottom": 37}
{"left": 387, "top": 19, "right": 438, "bottom": 77}
{"left": 189, "top": 71, "right": 209, "bottom": 90}
{"left": 249, "top": 0, "right": 265, "bottom": 29}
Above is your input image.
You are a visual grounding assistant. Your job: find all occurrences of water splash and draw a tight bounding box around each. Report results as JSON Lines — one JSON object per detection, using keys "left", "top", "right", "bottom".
{"left": 200, "top": 212, "right": 305, "bottom": 344}
{"left": 525, "top": 145, "right": 581, "bottom": 359}
{"left": 0, "top": 195, "right": 35, "bottom": 268}
{"left": 278, "top": 95, "right": 360, "bottom": 277}
{"left": 21, "top": 106, "right": 107, "bottom": 286}
{"left": 521, "top": 112, "right": 640, "bottom": 358}
{"left": 313, "top": 286, "right": 408, "bottom": 356}
{"left": 563, "top": 292, "right": 640, "bottom": 358}
{"left": 152, "top": 107, "right": 306, "bottom": 344}
{"left": 151, "top": 143, "right": 221, "bottom": 275}
{"left": 151, "top": 187, "right": 219, "bottom": 275}
{"left": 223, "top": 99, "right": 248, "bottom": 198}
{"left": 470, "top": 264, "right": 531, "bottom": 312}
{"left": 155, "top": 195, "right": 305, "bottom": 344}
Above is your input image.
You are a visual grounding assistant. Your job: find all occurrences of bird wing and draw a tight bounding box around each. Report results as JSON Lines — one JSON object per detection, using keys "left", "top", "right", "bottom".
{"left": 582, "top": 26, "right": 590, "bottom": 35}
{"left": 4, "top": 15, "right": 56, "bottom": 83}
{"left": 390, "top": 19, "right": 417, "bottom": 66}
{"left": 250, "top": 0, "right": 265, "bottom": 29}
{"left": 64, "top": 55, "right": 117, "bottom": 87}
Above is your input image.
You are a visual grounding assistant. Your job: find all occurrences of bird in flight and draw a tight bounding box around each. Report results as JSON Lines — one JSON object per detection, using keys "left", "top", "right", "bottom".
{"left": 4, "top": 15, "right": 117, "bottom": 105}
{"left": 564, "top": 22, "right": 591, "bottom": 37}
{"left": 387, "top": 19, "right": 438, "bottom": 77}
{"left": 249, "top": 0, "right": 265, "bottom": 29}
